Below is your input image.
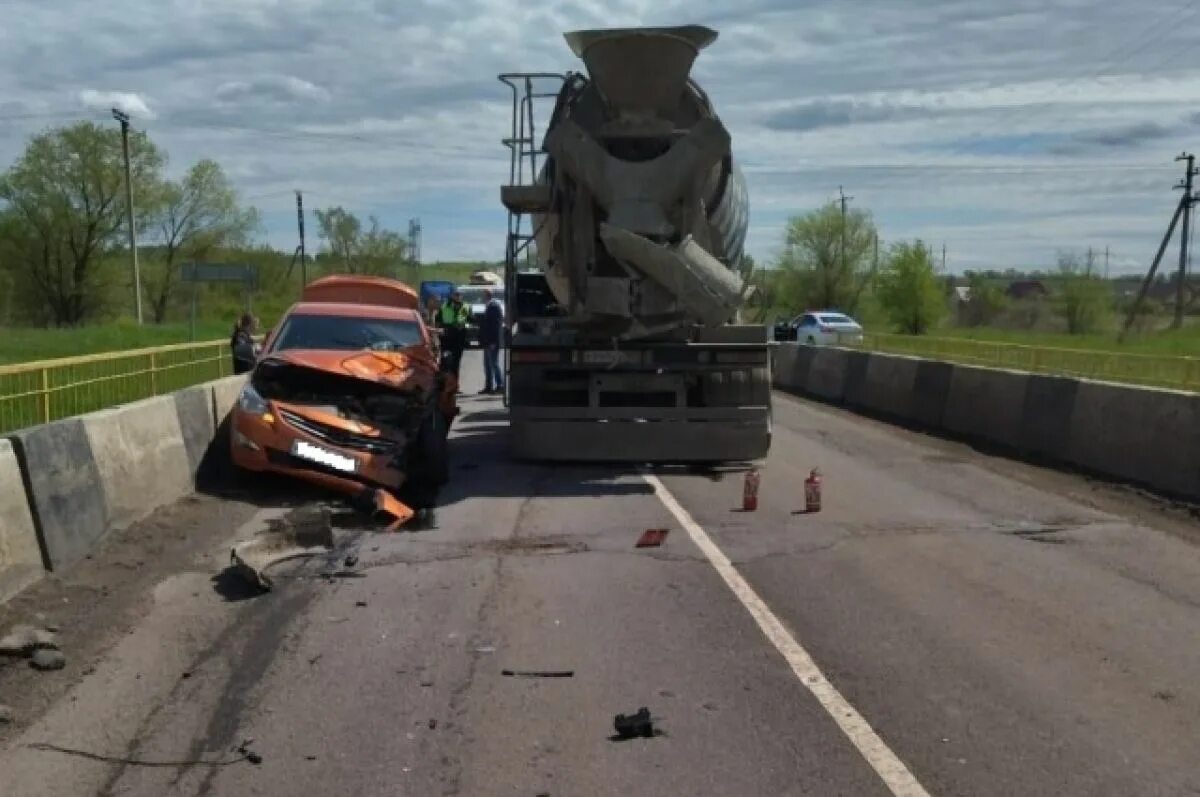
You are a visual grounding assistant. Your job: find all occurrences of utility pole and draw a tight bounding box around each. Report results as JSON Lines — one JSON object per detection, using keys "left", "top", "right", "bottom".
{"left": 1174, "top": 152, "right": 1196, "bottom": 329}
{"left": 1120, "top": 153, "right": 1195, "bottom": 341}
{"left": 942, "top": 242, "right": 947, "bottom": 272}
{"left": 112, "top": 108, "right": 142, "bottom": 325}
{"left": 839, "top": 187, "right": 853, "bottom": 300}
{"left": 1105, "top": 245, "right": 1110, "bottom": 280}
{"left": 407, "top": 217, "right": 422, "bottom": 280}
{"left": 295, "top": 190, "right": 307, "bottom": 290}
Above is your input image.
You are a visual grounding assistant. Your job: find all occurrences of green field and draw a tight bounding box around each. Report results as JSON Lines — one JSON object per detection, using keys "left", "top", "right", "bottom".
{"left": 0, "top": 262, "right": 487, "bottom": 365}
{"left": 930, "top": 325, "right": 1200, "bottom": 356}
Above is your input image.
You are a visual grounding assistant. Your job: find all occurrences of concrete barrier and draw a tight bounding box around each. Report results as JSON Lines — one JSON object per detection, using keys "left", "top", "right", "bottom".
{"left": 82, "top": 395, "right": 196, "bottom": 532}
{"left": 174, "top": 384, "right": 216, "bottom": 476}
{"left": 0, "top": 440, "right": 43, "bottom": 601}
{"left": 910, "top": 360, "right": 953, "bottom": 430}
{"left": 8, "top": 418, "right": 109, "bottom": 571}
{"left": 1, "top": 374, "right": 237, "bottom": 594}
{"left": 211, "top": 375, "right": 248, "bottom": 426}
{"left": 1065, "top": 381, "right": 1200, "bottom": 499}
{"left": 851, "top": 353, "right": 919, "bottom": 419}
{"left": 772, "top": 343, "right": 1200, "bottom": 502}
{"left": 1017, "top": 375, "right": 1078, "bottom": 460}
{"left": 943, "top": 364, "right": 1030, "bottom": 449}
{"left": 806, "top": 348, "right": 851, "bottom": 402}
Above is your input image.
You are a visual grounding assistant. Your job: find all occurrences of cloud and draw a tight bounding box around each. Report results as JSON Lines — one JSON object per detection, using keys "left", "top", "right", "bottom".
{"left": 79, "top": 89, "right": 155, "bottom": 119}
{"left": 762, "top": 99, "right": 925, "bottom": 132}
{"left": 215, "top": 75, "right": 331, "bottom": 105}
{"left": 1073, "top": 122, "right": 1173, "bottom": 148}
{"left": 0, "top": 0, "right": 1195, "bottom": 268}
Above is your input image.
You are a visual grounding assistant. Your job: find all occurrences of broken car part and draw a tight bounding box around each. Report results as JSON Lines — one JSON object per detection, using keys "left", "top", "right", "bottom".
{"left": 613, "top": 707, "right": 655, "bottom": 739}
{"left": 501, "top": 669, "right": 575, "bottom": 679}
{"left": 635, "top": 528, "right": 670, "bottom": 548}
{"left": 230, "top": 508, "right": 335, "bottom": 591}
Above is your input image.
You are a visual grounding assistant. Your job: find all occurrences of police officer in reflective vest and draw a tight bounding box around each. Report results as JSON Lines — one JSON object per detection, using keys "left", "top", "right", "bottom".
{"left": 437, "top": 290, "right": 470, "bottom": 381}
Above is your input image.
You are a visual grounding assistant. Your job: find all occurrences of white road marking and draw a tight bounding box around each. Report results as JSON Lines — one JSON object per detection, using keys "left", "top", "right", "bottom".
{"left": 644, "top": 472, "right": 932, "bottom": 797}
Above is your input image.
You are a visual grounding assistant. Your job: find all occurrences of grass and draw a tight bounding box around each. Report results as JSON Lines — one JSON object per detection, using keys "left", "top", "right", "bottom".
{"left": 0, "top": 321, "right": 232, "bottom": 365}
{"left": 930, "top": 324, "right": 1200, "bottom": 356}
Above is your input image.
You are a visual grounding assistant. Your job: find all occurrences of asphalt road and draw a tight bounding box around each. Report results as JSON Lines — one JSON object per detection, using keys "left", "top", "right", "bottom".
{"left": 2, "top": 351, "right": 1200, "bottom": 796}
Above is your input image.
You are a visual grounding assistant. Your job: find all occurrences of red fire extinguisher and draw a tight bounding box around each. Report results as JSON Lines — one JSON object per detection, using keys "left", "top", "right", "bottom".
{"left": 805, "top": 468, "right": 822, "bottom": 513}
{"left": 743, "top": 468, "right": 761, "bottom": 511}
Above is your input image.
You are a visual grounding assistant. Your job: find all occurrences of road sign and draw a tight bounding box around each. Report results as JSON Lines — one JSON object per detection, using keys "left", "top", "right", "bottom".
{"left": 180, "top": 263, "right": 258, "bottom": 287}
{"left": 181, "top": 263, "right": 260, "bottom": 341}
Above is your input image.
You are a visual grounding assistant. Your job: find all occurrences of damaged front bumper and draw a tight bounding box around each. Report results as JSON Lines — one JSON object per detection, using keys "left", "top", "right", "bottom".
{"left": 231, "top": 405, "right": 416, "bottom": 529}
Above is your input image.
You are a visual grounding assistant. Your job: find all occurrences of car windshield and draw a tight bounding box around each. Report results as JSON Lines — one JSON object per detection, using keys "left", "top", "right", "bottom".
{"left": 270, "top": 313, "right": 424, "bottom": 353}
{"left": 819, "top": 314, "right": 856, "bottom": 325}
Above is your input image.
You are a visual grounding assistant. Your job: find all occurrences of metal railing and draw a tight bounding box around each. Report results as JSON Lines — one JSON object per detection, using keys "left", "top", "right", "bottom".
{"left": 851, "top": 333, "right": 1200, "bottom": 393}
{"left": 0, "top": 340, "right": 231, "bottom": 434}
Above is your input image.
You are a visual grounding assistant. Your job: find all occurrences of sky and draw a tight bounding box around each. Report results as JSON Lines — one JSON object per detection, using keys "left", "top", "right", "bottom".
{"left": 1, "top": 0, "right": 1199, "bottom": 275}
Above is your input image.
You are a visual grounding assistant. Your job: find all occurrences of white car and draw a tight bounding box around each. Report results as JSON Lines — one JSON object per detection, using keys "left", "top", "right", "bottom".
{"left": 791, "top": 311, "right": 864, "bottom": 346}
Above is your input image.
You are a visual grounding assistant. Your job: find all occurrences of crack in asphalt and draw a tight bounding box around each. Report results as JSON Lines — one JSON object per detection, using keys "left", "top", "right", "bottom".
{"left": 437, "top": 470, "right": 549, "bottom": 797}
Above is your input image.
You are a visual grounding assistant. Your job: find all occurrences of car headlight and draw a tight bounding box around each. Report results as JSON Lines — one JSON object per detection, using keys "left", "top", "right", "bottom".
{"left": 238, "top": 384, "right": 269, "bottom": 415}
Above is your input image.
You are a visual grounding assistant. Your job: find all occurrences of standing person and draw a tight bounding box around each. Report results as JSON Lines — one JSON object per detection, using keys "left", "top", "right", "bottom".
{"left": 230, "top": 313, "right": 259, "bottom": 375}
{"left": 436, "top": 290, "right": 470, "bottom": 382}
{"left": 479, "top": 289, "right": 506, "bottom": 395}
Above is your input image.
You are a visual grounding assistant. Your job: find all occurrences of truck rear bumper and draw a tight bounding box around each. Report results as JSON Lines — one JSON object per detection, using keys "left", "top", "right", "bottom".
{"left": 509, "top": 407, "right": 770, "bottom": 463}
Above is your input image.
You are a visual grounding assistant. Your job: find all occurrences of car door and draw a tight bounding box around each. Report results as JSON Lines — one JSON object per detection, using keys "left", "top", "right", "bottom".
{"left": 794, "top": 314, "right": 818, "bottom": 343}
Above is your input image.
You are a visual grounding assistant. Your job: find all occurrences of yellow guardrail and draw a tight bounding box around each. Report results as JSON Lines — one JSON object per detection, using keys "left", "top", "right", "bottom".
{"left": 852, "top": 333, "right": 1200, "bottom": 393}
{"left": 0, "top": 340, "right": 232, "bottom": 434}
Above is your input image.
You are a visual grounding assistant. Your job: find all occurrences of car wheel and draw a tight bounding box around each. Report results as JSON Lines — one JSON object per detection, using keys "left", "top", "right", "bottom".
{"left": 402, "top": 409, "right": 450, "bottom": 510}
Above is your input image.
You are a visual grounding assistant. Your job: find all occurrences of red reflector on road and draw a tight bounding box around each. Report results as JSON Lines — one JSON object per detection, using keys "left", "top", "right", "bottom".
{"left": 636, "top": 528, "right": 670, "bottom": 548}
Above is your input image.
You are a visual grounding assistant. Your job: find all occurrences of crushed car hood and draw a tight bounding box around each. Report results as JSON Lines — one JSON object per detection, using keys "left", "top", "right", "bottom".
{"left": 264, "top": 347, "right": 437, "bottom": 390}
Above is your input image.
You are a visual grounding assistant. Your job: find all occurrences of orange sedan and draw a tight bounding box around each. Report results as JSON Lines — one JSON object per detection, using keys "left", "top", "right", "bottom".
{"left": 230, "top": 278, "right": 458, "bottom": 527}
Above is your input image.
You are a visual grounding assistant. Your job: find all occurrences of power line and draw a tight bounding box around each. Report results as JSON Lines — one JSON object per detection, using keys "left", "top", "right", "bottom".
{"left": 946, "top": 0, "right": 1200, "bottom": 157}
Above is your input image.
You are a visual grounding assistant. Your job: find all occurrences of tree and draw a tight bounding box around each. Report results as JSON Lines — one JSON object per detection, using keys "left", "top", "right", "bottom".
{"left": 876, "top": 240, "right": 946, "bottom": 334}
{"left": 315, "top": 206, "right": 361, "bottom": 271}
{"left": 776, "top": 201, "right": 877, "bottom": 313}
{"left": 0, "top": 122, "right": 163, "bottom": 325}
{"left": 1056, "top": 249, "right": 1110, "bottom": 334}
{"left": 961, "top": 272, "right": 1008, "bottom": 327}
{"left": 314, "top": 207, "right": 406, "bottom": 275}
{"left": 143, "top": 159, "right": 260, "bottom": 323}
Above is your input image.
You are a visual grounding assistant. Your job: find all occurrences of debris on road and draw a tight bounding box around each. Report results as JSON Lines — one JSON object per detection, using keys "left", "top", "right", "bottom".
{"left": 30, "top": 649, "right": 66, "bottom": 671}
{"left": 0, "top": 624, "right": 59, "bottom": 657}
{"left": 0, "top": 704, "right": 13, "bottom": 724}
{"left": 428, "top": 718, "right": 437, "bottom": 730}
{"left": 636, "top": 528, "right": 669, "bottom": 548}
{"left": 613, "top": 707, "right": 655, "bottom": 739}
{"left": 355, "top": 600, "right": 368, "bottom": 607}
{"left": 229, "top": 507, "right": 335, "bottom": 591}
{"left": 501, "top": 669, "right": 574, "bottom": 679}
{"left": 344, "top": 553, "right": 359, "bottom": 568}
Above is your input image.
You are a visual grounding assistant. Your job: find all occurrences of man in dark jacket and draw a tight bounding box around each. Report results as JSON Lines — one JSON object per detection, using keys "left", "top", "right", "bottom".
{"left": 479, "top": 289, "right": 505, "bottom": 394}
{"left": 230, "top": 313, "right": 260, "bottom": 375}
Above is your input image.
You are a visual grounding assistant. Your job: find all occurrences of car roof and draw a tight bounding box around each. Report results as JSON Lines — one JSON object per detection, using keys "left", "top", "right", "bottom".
{"left": 283, "top": 302, "right": 424, "bottom": 321}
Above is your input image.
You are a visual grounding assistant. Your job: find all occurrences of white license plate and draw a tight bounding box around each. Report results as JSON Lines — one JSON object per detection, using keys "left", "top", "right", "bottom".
{"left": 292, "top": 440, "right": 357, "bottom": 473}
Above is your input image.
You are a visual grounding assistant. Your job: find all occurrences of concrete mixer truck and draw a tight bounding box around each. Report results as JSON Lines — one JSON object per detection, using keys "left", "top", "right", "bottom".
{"left": 497, "top": 25, "right": 771, "bottom": 462}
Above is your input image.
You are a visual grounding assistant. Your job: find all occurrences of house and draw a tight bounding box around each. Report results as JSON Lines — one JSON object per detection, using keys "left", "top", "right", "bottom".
{"left": 1006, "top": 280, "right": 1047, "bottom": 301}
